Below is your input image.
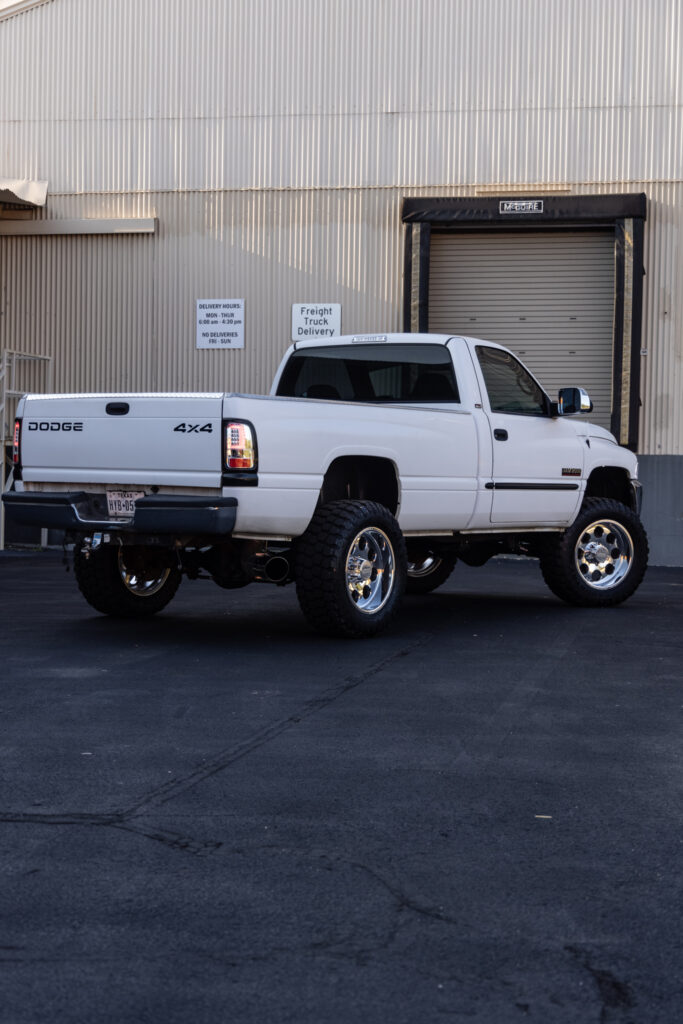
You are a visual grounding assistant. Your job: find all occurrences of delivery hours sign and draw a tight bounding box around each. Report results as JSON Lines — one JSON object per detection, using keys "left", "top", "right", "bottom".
{"left": 196, "top": 299, "right": 245, "bottom": 349}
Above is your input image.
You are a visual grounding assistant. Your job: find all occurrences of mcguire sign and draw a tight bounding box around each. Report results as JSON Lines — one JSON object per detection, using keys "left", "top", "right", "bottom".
{"left": 499, "top": 200, "right": 544, "bottom": 214}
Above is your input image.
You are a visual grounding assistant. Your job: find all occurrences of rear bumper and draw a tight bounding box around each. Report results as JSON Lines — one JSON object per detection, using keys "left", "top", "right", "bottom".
{"left": 2, "top": 491, "right": 238, "bottom": 536}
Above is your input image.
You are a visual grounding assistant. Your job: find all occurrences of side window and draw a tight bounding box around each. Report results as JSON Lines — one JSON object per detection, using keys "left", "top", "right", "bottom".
{"left": 476, "top": 346, "right": 547, "bottom": 416}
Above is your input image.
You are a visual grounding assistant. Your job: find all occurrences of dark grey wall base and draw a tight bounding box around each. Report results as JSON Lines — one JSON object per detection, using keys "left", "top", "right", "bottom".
{"left": 638, "top": 455, "right": 683, "bottom": 566}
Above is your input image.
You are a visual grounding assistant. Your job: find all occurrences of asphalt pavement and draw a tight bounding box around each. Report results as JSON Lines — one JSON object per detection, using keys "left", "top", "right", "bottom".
{"left": 1, "top": 549, "right": 682, "bottom": 1023}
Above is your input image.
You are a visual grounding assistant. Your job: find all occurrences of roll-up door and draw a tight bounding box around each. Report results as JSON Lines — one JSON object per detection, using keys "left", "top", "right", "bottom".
{"left": 428, "top": 230, "right": 615, "bottom": 429}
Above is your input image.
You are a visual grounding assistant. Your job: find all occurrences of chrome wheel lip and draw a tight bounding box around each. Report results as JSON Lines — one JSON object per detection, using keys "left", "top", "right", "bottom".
{"left": 118, "top": 551, "right": 171, "bottom": 597}
{"left": 345, "top": 526, "right": 396, "bottom": 615}
{"left": 575, "top": 518, "right": 634, "bottom": 590}
{"left": 407, "top": 555, "right": 442, "bottom": 579}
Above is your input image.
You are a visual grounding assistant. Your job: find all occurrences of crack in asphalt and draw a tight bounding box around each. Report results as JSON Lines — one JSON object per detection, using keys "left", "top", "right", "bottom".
{"left": 565, "top": 945, "right": 637, "bottom": 1023}
{"left": 0, "top": 632, "right": 433, "bottom": 856}
{"left": 350, "top": 860, "right": 461, "bottom": 927}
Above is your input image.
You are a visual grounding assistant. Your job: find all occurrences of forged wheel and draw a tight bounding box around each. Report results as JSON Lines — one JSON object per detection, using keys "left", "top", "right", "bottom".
{"left": 540, "top": 498, "right": 648, "bottom": 607}
{"left": 118, "top": 551, "right": 174, "bottom": 597}
{"left": 345, "top": 526, "right": 396, "bottom": 613}
{"left": 574, "top": 518, "right": 634, "bottom": 590}
{"left": 406, "top": 551, "right": 456, "bottom": 595}
{"left": 295, "top": 500, "right": 407, "bottom": 637}
{"left": 74, "top": 544, "right": 181, "bottom": 617}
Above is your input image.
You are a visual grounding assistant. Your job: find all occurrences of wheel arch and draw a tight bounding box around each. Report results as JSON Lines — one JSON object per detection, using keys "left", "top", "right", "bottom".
{"left": 584, "top": 466, "right": 636, "bottom": 511}
{"left": 319, "top": 456, "right": 399, "bottom": 515}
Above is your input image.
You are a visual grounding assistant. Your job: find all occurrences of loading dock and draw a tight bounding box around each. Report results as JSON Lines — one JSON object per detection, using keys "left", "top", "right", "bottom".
{"left": 403, "top": 194, "right": 647, "bottom": 449}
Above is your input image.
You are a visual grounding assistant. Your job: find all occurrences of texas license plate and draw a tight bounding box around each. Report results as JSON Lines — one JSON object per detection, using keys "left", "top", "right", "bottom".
{"left": 106, "top": 489, "right": 145, "bottom": 518}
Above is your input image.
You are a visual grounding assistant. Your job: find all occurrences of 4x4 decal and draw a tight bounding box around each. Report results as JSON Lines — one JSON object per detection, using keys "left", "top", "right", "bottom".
{"left": 173, "top": 423, "right": 213, "bottom": 433}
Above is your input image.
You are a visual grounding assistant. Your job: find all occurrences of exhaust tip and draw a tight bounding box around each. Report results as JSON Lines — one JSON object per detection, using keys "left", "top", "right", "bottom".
{"left": 264, "top": 555, "right": 290, "bottom": 584}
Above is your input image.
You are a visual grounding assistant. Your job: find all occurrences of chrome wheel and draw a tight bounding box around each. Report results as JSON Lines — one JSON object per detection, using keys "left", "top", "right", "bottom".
{"left": 345, "top": 527, "right": 395, "bottom": 614}
{"left": 405, "top": 549, "right": 456, "bottom": 595}
{"left": 74, "top": 544, "right": 181, "bottom": 618}
{"left": 575, "top": 518, "right": 634, "bottom": 590}
{"left": 118, "top": 551, "right": 172, "bottom": 597}
{"left": 295, "top": 500, "right": 406, "bottom": 637}
{"left": 540, "top": 498, "right": 648, "bottom": 608}
{"left": 408, "top": 555, "right": 442, "bottom": 578}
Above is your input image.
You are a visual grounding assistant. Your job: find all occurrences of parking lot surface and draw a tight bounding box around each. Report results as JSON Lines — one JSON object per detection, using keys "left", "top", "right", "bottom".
{"left": 1, "top": 550, "right": 682, "bottom": 1023}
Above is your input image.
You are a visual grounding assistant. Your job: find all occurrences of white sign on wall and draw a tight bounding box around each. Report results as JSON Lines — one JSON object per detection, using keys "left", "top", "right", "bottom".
{"left": 499, "top": 200, "right": 544, "bottom": 214}
{"left": 196, "top": 299, "right": 245, "bottom": 349}
{"left": 291, "top": 303, "right": 341, "bottom": 341}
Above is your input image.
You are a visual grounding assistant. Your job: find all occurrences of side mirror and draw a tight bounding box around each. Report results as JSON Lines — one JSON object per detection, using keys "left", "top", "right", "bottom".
{"left": 557, "top": 387, "right": 593, "bottom": 415}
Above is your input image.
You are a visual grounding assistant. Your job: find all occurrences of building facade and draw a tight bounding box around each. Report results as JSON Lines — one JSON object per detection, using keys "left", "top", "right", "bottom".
{"left": 1, "top": 0, "right": 681, "bottom": 561}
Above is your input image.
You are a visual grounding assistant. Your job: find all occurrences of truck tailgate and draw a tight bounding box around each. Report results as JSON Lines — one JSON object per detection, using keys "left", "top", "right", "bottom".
{"left": 20, "top": 393, "right": 224, "bottom": 488}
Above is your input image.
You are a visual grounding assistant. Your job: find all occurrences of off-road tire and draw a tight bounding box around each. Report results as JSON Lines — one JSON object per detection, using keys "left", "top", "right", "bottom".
{"left": 539, "top": 497, "right": 648, "bottom": 607}
{"left": 74, "top": 545, "right": 181, "bottom": 618}
{"left": 406, "top": 552, "right": 457, "bottom": 595}
{"left": 295, "top": 500, "right": 407, "bottom": 638}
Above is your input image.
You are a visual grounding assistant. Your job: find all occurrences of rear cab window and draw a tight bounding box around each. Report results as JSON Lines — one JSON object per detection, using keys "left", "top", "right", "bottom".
{"left": 276, "top": 343, "right": 460, "bottom": 403}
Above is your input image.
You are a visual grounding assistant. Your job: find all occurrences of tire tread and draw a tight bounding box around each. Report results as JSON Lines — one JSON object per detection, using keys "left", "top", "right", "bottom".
{"left": 295, "top": 500, "right": 406, "bottom": 637}
{"left": 539, "top": 497, "right": 648, "bottom": 607}
{"left": 74, "top": 546, "right": 181, "bottom": 618}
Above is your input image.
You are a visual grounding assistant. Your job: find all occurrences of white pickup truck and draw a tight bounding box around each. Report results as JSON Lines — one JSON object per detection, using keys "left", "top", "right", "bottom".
{"left": 3, "top": 333, "right": 648, "bottom": 637}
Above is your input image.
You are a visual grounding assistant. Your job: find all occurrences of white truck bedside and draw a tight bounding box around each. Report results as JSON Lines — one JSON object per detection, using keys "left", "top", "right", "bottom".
{"left": 3, "top": 334, "right": 648, "bottom": 637}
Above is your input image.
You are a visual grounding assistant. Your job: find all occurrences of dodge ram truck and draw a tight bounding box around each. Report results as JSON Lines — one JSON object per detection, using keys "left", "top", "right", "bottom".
{"left": 3, "top": 333, "right": 648, "bottom": 637}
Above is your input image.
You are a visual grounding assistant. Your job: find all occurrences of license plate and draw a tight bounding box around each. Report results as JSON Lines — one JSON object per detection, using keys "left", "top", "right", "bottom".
{"left": 106, "top": 489, "right": 145, "bottom": 518}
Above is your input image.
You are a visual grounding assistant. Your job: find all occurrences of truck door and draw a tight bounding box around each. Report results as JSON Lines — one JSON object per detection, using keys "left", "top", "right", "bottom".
{"left": 474, "top": 345, "right": 585, "bottom": 525}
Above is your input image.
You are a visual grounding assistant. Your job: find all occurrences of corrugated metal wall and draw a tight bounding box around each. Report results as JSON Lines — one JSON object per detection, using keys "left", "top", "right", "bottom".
{"left": 1, "top": 190, "right": 406, "bottom": 397}
{"left": 0, "top": 0, "right": 682, "bottom": 454}
{"left": 2, "top": 0, "right": 681, "bottom": 192}
{"left": 0, "top": 228, "right": 154, "bottom": 393}
{"left": 639, "top": 183, "right": 683, "bottom": 457}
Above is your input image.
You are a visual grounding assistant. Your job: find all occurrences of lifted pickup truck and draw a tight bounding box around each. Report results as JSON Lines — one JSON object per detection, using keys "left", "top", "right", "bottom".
{"left": 3, "top": 333, "right": 648, "bottom": 637}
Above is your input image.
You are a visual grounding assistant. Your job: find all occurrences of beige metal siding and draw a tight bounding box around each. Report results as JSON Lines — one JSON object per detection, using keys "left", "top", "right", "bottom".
{"left": 151, "top": 188, "right": 405, "bottom": 395}
{"left": 0, "top": 0, "right": 681, "bottom": 193}
{"left": 0, "top": 0, "right": 681, "bottom": 454}
{"left": 428, "top": 231, "right": 616, "bottom": 429}
{"left": 638, "top": 183, "right": 683, "bottom": 456}
{"left": 0, "top": 231, "right": 154, "bottom": 393}
{"left": 1, "top": 185, "right": 682, "bottom": 453}
{"left": 0, "top": 190, "right": 405, "bottom": 397}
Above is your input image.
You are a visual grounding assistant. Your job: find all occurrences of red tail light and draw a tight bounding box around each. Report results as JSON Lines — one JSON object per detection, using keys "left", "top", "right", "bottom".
{"left": 225, "top": 421, "right": 257, "bottom": 471}
{"left": 12, "top": 419, "right": 21, "bottom": 467}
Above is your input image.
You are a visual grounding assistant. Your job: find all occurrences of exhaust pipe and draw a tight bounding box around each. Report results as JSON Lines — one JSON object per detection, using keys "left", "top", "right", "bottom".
{"left": 262, "top": 555, "right": 290, "bottom": 584}
{"left": 244, "top": 546, "right": 293, "bottom": 584}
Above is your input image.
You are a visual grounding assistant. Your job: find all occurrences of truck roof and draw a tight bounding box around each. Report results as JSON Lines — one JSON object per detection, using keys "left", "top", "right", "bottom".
{"left": 291, "top": 333, "right": 505, "bottom": 351}
{"left": 293, "top": 333, "right": 462, "bottom": 350}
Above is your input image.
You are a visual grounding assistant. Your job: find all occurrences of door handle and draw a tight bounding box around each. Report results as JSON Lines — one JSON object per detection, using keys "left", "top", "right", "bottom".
{"left": 494, "top": 428, "right": 508, "bottom": 441}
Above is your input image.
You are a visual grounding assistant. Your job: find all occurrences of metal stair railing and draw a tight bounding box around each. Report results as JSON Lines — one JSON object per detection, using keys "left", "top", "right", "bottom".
{"left": 1, "top": 350, "right": 53, "bottom": 551}
{"left": 1, "top": 349, "right": 53, "bottom": 442}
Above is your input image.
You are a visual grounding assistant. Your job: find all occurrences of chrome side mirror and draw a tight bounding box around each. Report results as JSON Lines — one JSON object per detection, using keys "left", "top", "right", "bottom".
{"left": 557, "top": 387, "right": 593, "bottom": 415}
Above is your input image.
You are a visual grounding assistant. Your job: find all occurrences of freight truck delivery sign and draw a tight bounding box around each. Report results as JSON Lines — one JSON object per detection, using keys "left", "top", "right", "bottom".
{"left": 291, "top": 303, "right": 341, "bottom": 340}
